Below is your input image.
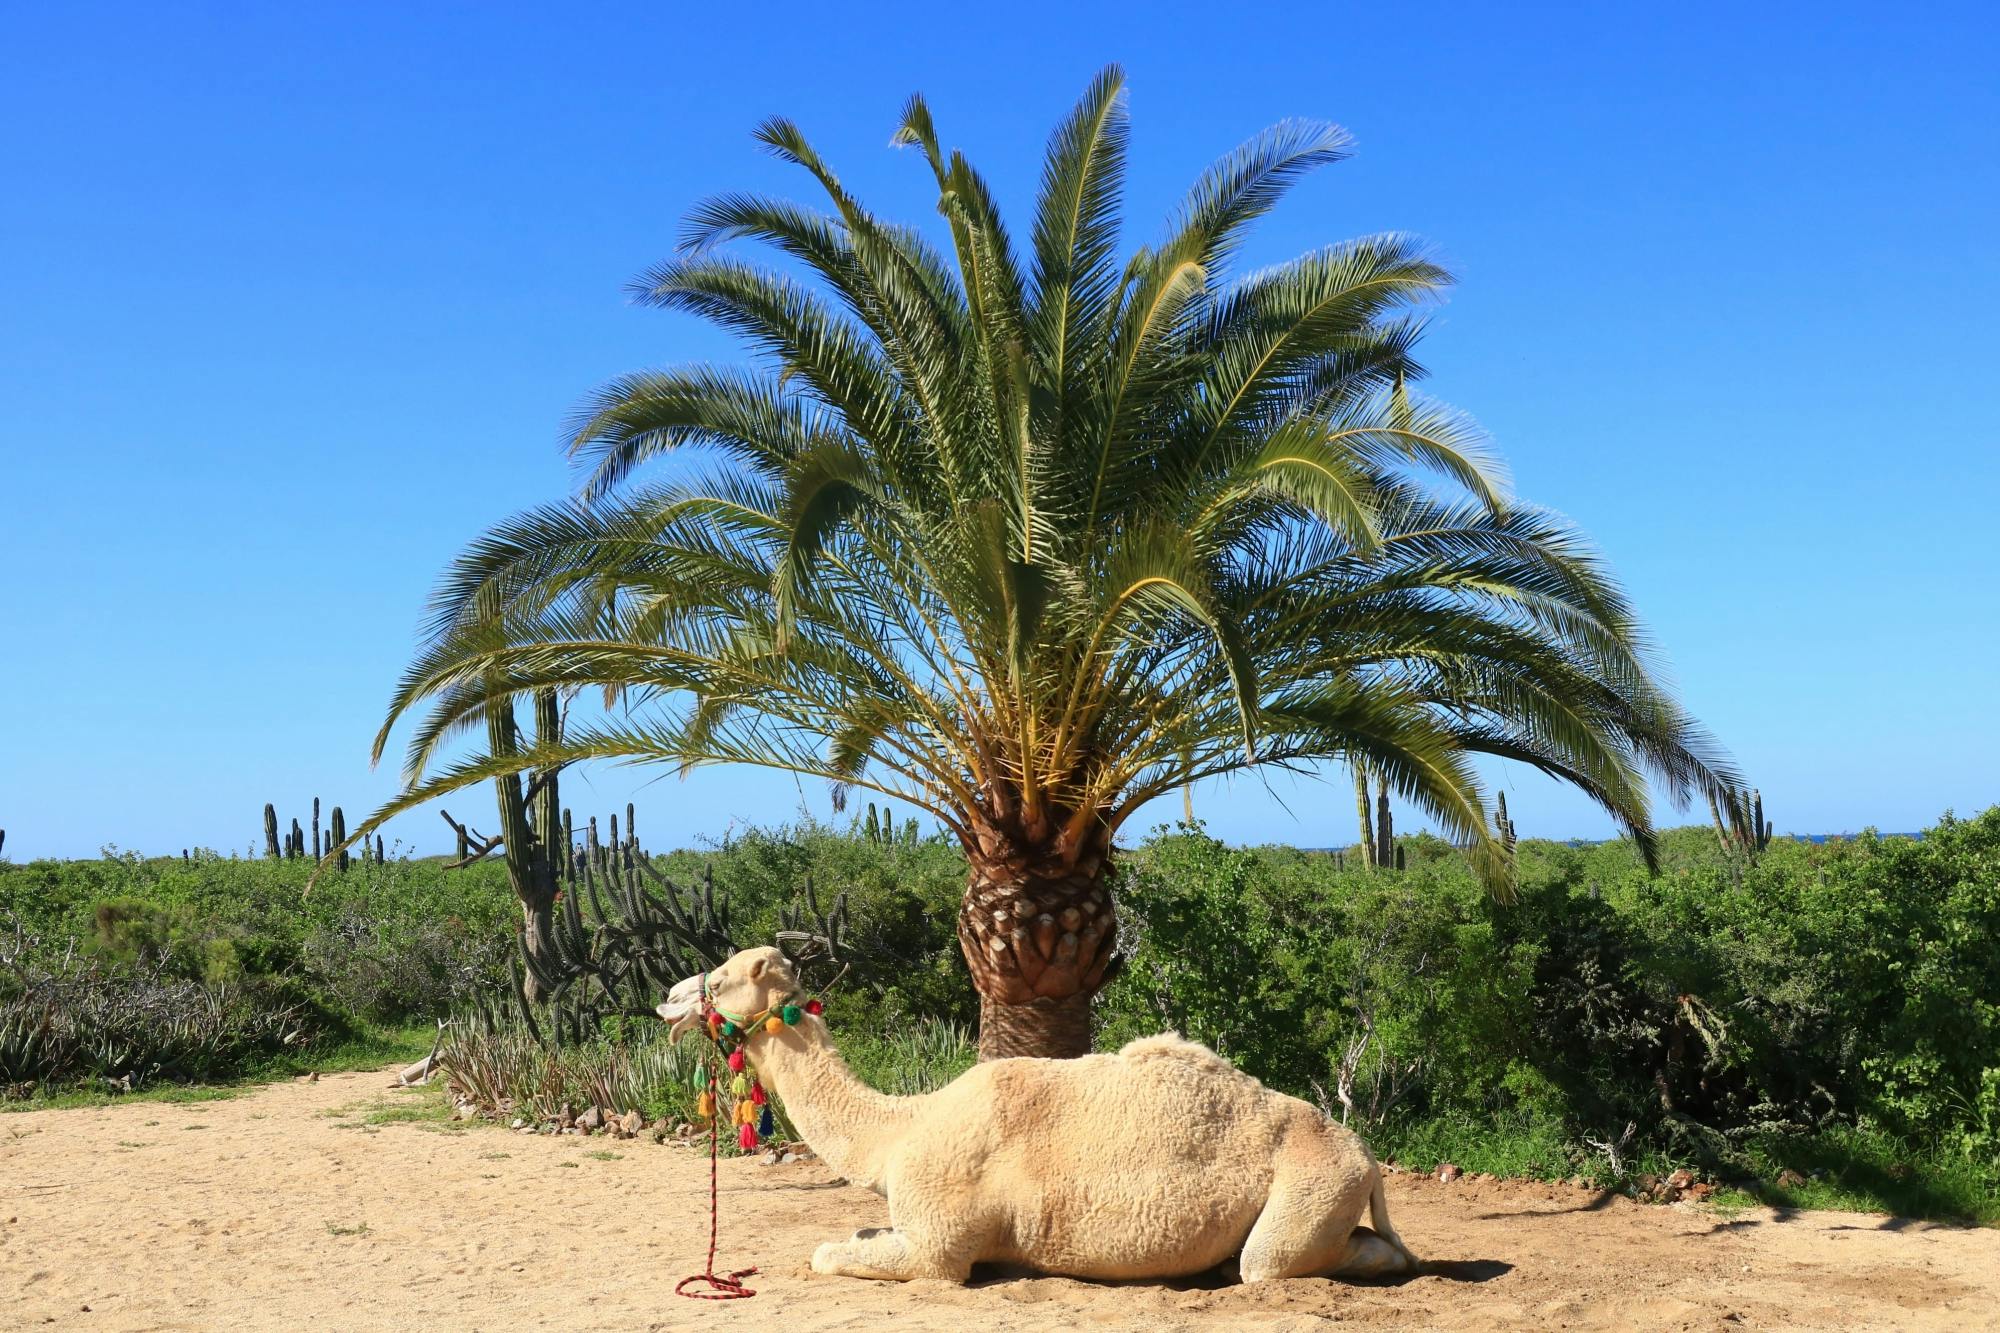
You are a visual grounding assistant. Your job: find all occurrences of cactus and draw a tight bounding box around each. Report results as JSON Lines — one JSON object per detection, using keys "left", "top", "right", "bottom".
{"left": 1375, "top": 777, "right": 1395, "bottom": 869}
{"left": 330, "top": 807, "right": 349, "bottom": 872}
{"left": 1496, "top": 791, "right": 1517, "bottom": 852}
{"left": 289, "top": 818, "right": 304, "bottom": 859}
{"left": 1353, "top": 768, "right": 1375, "bottom": 870}
{"left": 375, "top": 833, "right": 385, "bottom": 863}
{"left": 1709, "top": 787, "right": 1774, "bottom": 864}
{"left": 865, "top": 803, "right": 881, "bottom": 844}
{"left": 312, "top": 797, "right": 321, "bottom": 862}
{"left": 263, "top": 804, "right": 281, "bottom": 859}
{"left": 1395, "top": 844, "right": 1405, "bottom": 872}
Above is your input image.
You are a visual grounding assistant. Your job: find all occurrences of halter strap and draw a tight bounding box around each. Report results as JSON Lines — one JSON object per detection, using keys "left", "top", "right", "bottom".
{"left": 698, "top": 969, "right": 799, "bottom": 1034}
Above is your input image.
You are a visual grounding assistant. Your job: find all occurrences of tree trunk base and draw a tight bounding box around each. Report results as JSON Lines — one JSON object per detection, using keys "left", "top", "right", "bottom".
{"left": 978, "top": 993, "right": 1093, "bottom": 1061}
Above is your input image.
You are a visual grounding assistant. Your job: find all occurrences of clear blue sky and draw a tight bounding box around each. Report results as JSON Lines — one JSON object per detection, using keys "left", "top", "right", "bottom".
{"left": 4, "top": 3, "right": 1995, "bottom": 859}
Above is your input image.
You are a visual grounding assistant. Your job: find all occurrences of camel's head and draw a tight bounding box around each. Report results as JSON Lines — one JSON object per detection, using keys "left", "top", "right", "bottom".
{"left": 654, "top": 946, "right": 801, "bottom": 1042}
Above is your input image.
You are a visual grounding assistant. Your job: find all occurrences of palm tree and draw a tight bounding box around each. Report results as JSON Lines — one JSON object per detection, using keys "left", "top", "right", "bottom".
{"left": 356, "top": 67, "right": 1739, "bottom": 1059}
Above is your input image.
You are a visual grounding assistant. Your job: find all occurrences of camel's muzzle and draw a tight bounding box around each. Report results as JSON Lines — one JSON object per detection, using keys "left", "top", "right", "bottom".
{"left": 654, "top": 971, "right": 707, "bottom": 1041}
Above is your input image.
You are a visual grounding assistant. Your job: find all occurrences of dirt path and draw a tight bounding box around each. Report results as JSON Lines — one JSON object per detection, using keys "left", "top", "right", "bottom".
{"left": 2, "top": 1069, "right": 1992, "bottom": 1331}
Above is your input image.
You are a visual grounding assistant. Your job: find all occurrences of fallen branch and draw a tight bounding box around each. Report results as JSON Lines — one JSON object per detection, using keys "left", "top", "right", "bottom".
{"left": 390, "top": 1018, "right": 454, "bottom": 1087}
{"left": 439, "top": 810, "right": 504, "bottom": 869}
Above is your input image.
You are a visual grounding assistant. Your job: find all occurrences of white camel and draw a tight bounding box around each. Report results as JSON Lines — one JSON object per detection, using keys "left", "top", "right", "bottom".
{"left": 657, "top": 947, "right": 1419, "bottom": 1284}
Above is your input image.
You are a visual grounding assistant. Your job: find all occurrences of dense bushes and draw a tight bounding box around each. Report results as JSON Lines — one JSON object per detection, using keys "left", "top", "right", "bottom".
{"left": 4, "top": 809, "right": 1995, "bottom": 1220}
{"left": 1098, "top": 811, "right": 2000, "bottom": 1207}
{"left": 0, "top": 849, "right": 518, "bottom": 1094}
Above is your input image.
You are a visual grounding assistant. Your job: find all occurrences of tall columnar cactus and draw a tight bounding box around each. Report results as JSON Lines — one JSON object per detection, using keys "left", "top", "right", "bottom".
{"left": 1495, "top": 791, "right": 1517, "bottom": 852}
{"left": 263, "top": 804, "right": 281, "bottom": 859}
{"left": 376, "top": 833, "right": 386, "bottom": 864}
{"left": 1374, "top": 778, "right": 1396, "bottom": 869}
{"left": 1353, "top": 769, "right": 1375, "bottom": 870}
{"left": 330, "top": 806, "right": 349, "bottom": 872}
{"left": 312, "top": 797, "right": 321, "bottom": 862}
{"left": 289, "top": 818, "right": 304, "bottom": 859}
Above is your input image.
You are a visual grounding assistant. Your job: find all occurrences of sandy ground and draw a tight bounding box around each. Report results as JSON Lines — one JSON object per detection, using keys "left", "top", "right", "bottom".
{"left": 2, "top": 1069, "right": 1994, "bottom": 1332}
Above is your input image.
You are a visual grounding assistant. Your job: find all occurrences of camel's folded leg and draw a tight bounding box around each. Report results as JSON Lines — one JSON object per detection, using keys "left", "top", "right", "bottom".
{"left": 1330, "top": 1227, "right": 1411, "bottom": 1279}
{"left": 810, "top": 1227, "right": 968, "bottom": 1282}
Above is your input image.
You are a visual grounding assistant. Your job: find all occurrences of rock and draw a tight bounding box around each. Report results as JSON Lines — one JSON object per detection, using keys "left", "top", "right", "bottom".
{"left": 1666, "top": 1168, "right": 1696, "bottom": 1191}
{"left": 510, "top": 1117, "right": 526, "bottom": 1130}
{"left": 1435, "top": 1164, "right": 1462, "bottom": 1183}
{"left": 619, "top": 1110, "right": 645, "bottom": 1138}
{"left": 1776, "top": 1168, "right": 1807, "bottom": 1189}
{"left": 1687, "top": 1182, "right": 1715, "bottom": 1201}
{"left": 576, "top": 1106, "right": 604, "bottom": 1133}
{"left": 557, "top": 1102, "right": 577, "bottom": 1129}
{"left": 761, "top": 1150, "right": 782, "bottom": 1166}
{"left": 651, "top": 1125, "right": 669, "bottom": 1145}
{"left": 781, "top": 1152, "right": 799, "bottom": 1164}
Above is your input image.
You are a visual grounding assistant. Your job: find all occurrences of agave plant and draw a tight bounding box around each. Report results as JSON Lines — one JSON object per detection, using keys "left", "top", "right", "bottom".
{"left": 357, "top": 66, "right": 1738, "bottom": 1058}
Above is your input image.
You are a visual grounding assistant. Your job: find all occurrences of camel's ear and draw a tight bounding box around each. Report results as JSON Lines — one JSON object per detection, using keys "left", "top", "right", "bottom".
{"left": 746, "top": 955, "right": 769, "bottom": 982}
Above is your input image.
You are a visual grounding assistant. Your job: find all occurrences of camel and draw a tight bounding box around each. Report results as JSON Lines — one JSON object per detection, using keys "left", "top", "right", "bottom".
{"left": 656, "top": 946, "right": 1419, "bottom": 1284}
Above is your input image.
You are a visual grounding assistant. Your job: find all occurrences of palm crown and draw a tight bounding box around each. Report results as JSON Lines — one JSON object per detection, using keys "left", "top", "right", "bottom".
{"left": 361, "top": 67, "right": 1739, "bottom": 1056}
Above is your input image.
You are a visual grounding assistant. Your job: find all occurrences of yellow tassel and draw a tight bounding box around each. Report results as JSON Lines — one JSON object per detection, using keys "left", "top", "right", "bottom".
{"left": 765, "top": 1015, "right": 785, "bottom": 1034}
{"left": 736, "top": 1100, "right": 756, "bottom": 1126}
{"left": 696, "top": 1091, "right": 715, "bottom": 1119}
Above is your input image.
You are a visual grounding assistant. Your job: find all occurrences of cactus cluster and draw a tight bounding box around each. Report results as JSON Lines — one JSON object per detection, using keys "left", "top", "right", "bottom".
{"left": 463, "top": 812, "right": 864, "bottom": 1056}
{"left": 257, "top": 796, "right": 364, "bottom": 869}
{"left": 1352, "top": 768, "right": 1403, "bottom": 871}
{"left": 471, "top": 847, "right": 733, "bottom": 1048}
{"left": 1709, "top": 787, "right": 1774, "bottom": 864}
{"left": 1496, "top": 791, "right": 1517, "bottom": 852}
{"left": 861, "top": 801, "right": 919, "bottom": 847}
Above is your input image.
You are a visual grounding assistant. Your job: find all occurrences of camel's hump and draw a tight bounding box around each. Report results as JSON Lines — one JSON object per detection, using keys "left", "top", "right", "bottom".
{"left": 1115, "top": 1032, "right": 1233, "bottom": 1070}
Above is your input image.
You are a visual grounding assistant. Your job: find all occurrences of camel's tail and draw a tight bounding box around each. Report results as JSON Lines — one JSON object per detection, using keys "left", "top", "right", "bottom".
{"left": 1369, "top": 1170, "right": 1420, "bottom": 1272}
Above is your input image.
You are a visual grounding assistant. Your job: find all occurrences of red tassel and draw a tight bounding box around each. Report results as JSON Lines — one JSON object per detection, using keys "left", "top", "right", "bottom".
{"left": 727, "top": 1049, "right": 746, "bottom": 1072}
{"left": 750, "top": 1082, "right": 767, "bottom": 1106}
{"left": 738, "top": 1123, "right": 758, "bottom": 1151}
{"left": 805, "top": 999, "right": 825, "bottom": 1016}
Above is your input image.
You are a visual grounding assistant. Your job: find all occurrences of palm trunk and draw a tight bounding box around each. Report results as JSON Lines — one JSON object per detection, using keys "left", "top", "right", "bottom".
{"left": 957, "top": 850, "right": 1117, "bottom": 1060}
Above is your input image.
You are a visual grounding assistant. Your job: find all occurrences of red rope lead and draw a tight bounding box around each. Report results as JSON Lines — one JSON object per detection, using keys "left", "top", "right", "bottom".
{"left": 676, "top": 1042, "right": 758, "bottom": 1298}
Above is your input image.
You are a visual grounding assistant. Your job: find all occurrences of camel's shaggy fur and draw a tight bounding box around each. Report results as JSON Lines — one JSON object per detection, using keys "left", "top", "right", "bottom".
{"left": 658, "top": 947, "right": 1418, "bottom": 1285}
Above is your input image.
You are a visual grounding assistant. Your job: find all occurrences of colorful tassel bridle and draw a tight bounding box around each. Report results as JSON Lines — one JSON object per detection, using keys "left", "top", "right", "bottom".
{"left": 674, "top": 969, "right": 826, "bottom": 1301}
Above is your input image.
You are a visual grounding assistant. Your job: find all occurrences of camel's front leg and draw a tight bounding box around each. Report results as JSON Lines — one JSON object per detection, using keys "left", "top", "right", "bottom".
{"left": 810, "top": 1226, "right": 966, "bottom": 1282}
